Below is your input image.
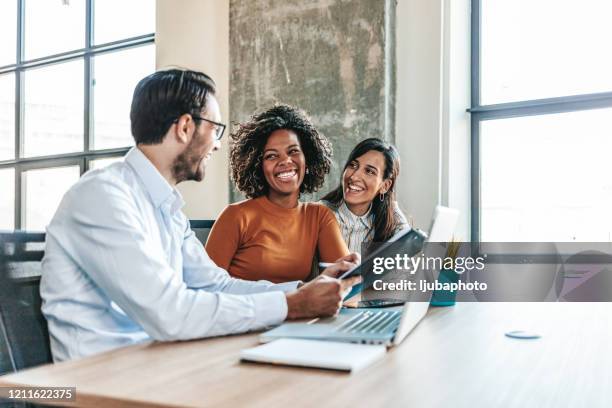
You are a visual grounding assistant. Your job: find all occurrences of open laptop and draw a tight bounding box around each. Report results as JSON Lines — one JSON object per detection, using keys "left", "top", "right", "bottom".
{"left": 260, "top": 205, "right": 460, "bottom": 347}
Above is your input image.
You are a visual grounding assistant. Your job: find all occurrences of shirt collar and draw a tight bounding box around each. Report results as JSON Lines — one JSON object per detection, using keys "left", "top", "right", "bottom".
{"left": 125, "top": 147, "right": 185, "bottom": 212}
{"left": 338, "top": 200, "right": 373, "bottom": 229}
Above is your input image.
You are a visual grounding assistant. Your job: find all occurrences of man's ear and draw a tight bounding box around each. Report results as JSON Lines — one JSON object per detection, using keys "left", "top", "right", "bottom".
{"left": 174, "top": 113, "right": 194, "bottom": 145}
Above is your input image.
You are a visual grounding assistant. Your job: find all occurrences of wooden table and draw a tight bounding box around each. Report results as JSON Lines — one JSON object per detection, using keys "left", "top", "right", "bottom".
{"left": 1, "top": 302, "right": 611, "bottom": 408}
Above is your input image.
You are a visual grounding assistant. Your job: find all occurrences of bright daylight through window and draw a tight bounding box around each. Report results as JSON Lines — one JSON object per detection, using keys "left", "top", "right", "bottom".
{"left": 472, "top": 0, "right": 612, "bottom": 242}
{"left": 0, "top": 0, "right": 155, "bottom": 231}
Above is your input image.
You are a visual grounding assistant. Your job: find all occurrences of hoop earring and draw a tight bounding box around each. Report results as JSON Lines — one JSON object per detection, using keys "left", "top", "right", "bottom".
{"left": 379, "top": 192, "right": 385, "bottom": 202}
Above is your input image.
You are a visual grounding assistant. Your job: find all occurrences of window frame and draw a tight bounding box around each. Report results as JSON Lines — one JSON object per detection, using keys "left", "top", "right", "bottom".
{"left": 469, "top": 0, "right": 612, "bottom": 242}
{"left": 0, "top": 0, "right": 154, "bottom": 230}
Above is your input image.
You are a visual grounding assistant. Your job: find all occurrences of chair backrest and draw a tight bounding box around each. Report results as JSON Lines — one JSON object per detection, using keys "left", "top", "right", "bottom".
{"left": 0, "top": 232, "right": 52, "bottom": 374}
{"left": 189, "top": 220, "right": 215, "bottom": 246}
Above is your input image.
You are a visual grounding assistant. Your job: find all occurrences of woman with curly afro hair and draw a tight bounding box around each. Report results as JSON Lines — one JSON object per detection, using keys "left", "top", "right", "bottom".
{"left": 206, "top": 104, "right": 355, "bottom": 283}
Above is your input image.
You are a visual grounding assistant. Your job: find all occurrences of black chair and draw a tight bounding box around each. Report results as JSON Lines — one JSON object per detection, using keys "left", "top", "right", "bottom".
{"left": 0, "top": 231, "right": 52, "bottom": 375}
{"left": 189, "top": 220, "right": 215, "bottom": 246}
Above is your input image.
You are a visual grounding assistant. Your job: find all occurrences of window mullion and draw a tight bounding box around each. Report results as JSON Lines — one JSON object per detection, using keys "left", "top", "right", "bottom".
{"left": 14, "top": 165, "right": 22, "bottom": 230}
{"left": 470, "top": 0, "right": 481, "bottom": 242}
{"left": 14, "top": 0, "right": 25, "bottom": 230}
{"left": 16, "top": 0, "right": 24, "bottom": 64}
{"left": 470, "top": 115, "right": 480, "bottom": 243}
{"left": 84, "top": 0, "right": 94, "bottom": 153}
{"left": 470, "top": 0, "right": 481, "bottom": 109}
{"left": 84, "top": 57, "right": 93, "bottom": 152}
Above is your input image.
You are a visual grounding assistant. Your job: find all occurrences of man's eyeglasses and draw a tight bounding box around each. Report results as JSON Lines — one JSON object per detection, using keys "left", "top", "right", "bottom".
{"left": 173, "top": 115, "right": 226, "bottom": 141}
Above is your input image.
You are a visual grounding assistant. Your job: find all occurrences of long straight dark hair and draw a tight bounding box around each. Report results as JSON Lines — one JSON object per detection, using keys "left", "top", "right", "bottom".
{"left": 322, "top": 138, "right": 402, "bottom": 242}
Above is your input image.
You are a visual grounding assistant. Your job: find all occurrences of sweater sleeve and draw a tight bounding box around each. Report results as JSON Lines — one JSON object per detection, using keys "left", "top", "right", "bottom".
{"left": 205, "top": 205, "right": 242, "bottom": 270}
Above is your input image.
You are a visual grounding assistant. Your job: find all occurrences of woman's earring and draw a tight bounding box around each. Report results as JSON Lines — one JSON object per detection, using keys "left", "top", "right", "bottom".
{"left": 379, "top": 192, "right": 385, "bottom": 201}
{"left": 305, "top": 168, "right": 310, "bottom": 175}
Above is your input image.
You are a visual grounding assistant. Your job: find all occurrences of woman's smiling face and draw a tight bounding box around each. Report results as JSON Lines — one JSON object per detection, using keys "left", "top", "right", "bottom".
{"left": 342, "top": 150, "right": 389, "bottom": 214}
{"left": 262, "top": 129, "right": 306, "bottom": 197}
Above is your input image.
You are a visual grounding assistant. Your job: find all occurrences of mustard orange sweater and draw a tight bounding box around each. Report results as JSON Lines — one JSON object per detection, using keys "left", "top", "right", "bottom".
{"left": 206, "top": 196, "right": 349, "bottom": 283}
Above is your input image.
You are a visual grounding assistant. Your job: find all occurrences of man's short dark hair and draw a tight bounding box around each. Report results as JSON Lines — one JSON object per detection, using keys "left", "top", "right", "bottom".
{"left": 130, "top": 69, "right": 216, "bottom": 145}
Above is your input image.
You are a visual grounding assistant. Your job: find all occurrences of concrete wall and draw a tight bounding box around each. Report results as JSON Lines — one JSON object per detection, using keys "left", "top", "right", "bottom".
{"left": 156, "top": 0, "right": 230, "bottom": 220}
{"left": 228, "top": 0, "right": 395, "bottom": 201}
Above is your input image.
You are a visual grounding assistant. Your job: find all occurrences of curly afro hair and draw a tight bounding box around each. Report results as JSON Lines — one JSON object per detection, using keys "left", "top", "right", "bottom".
{"left": 230, "top": 104, "right": 333, "bottom": 199}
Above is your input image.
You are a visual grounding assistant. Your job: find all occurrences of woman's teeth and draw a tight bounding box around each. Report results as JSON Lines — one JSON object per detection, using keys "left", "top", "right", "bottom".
{"left": 276, "top": 170, "right": 296, "bottom": 180}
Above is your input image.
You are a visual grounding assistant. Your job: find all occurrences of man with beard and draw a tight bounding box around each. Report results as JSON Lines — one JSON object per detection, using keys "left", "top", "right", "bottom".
{"left": 41, "top": 69, "right": 360, "bottom": 362}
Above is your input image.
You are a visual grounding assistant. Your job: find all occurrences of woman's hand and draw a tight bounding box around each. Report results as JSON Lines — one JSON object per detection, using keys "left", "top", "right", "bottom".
{"left": 320, "top": 252, "right": 360, "bottom": 278}
{"left": 322, "top": 252, "right": 361, "bottom": 278}
{"left": 314, "top": 254, "right": 362, "bottom": 310}
{"left": 321, "top": 258, "right": 358, "bottom": 279}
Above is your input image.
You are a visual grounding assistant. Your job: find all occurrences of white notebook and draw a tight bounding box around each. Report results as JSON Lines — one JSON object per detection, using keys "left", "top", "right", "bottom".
{"left": 240, "top": 338, "right": 386, "bottom": 373}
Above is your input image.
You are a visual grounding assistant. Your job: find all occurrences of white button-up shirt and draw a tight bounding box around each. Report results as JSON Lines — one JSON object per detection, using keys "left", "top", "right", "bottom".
{"left": 322, "top": 200, "right": 410, "bottom": 255}
{"left": 335, "top": 201, "right": 375, "bottom": 254}
{"left": 41, "top": 147, "right": 296, "bottom": 362}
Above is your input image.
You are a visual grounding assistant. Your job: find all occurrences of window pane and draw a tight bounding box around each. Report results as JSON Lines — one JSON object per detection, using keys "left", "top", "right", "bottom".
{"left": 0, "top": 0, "right": 17, "bottom": 66}
{"left": 23, "top": 60, "right": 84, "bottom": 158}
{"left": 94, "top": 0, "right": 155, "bottom": 45}
{"left": 480, "top": 108, "right": 612, "bottom": 242}
{"left": 92, "top": 45, "right": 154, "bottom": 150}
{"left": 481, "top": 0, "right": 612, "bottom": 104}
{"left": 0, "top": 74, "right": 15, "bottom": 161}
{"left": 24, "top": 0, "right": 85, "bottom": 60}
{"left": 0, "top": 168, "right": 15, "bottom": 230}
{"left": 90, "top": 156, "right": 123, "bottom": 170}
{"left": 23, "top": 166, "right": 80, "bottom": 231}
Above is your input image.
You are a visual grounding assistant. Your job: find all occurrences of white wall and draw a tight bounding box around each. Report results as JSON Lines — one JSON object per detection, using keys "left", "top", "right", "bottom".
{"left": 396, "top": 0, "right": 470, "bottom": 239}
{"left": 156, "top": 0, "right": 230, "bottom": 220}
{"left": 442, "top": 0, "right": 471, "bottom": 240}
{"left": 395, "top": 0, "right": 443, "bottom": 231}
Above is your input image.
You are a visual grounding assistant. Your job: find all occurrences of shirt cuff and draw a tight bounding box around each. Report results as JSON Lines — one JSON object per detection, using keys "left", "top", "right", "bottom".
{"left": 252, "top": 290, "right": 288, "bottom": 328}
{"left": 273, "top": 280, "right": 300, "bottom": 293}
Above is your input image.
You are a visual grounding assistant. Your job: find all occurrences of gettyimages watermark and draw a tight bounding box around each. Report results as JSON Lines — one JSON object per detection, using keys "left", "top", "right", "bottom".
{"left": 358, "top": 242, "right": 612, "bottom": 302}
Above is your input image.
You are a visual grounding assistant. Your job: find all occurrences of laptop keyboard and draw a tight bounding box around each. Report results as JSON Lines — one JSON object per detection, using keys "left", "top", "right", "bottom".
{"left": 335, "top": 310, "right": 401, "bottom": 334}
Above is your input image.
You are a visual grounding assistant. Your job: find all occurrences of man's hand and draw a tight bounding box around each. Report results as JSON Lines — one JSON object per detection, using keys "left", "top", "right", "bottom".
{"left": 286, "top": 274, "right": 361, "bottom": 320}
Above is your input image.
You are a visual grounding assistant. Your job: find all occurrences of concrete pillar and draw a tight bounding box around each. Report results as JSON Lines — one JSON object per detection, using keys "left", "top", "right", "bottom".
{"left": 229, "top": 0, "right": 396, "bottom": 201}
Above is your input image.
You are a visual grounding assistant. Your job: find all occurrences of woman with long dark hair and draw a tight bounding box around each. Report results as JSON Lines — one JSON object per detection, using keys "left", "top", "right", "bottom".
{"left": 321, "top": 138, "right": 409, "bottom": 254}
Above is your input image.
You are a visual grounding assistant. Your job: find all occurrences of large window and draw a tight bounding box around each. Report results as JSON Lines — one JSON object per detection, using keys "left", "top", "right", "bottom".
{"left": 0, "top": 0, "right": 155, "bottom": 231}
{"left": 470, "top": 0, "right": 612, "bottom": 242}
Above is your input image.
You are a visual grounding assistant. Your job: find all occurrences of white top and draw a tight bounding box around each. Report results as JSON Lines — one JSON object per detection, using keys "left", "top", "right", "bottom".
{"left": 322, "top": 200, "right": 409, "bottom": 254}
